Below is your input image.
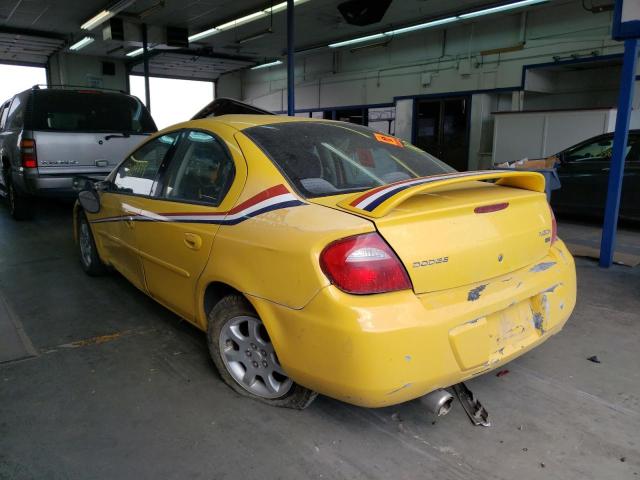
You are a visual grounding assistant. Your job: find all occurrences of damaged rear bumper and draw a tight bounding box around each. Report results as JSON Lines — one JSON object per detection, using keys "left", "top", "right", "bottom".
{"left": 251, "top": 240, "right": 577, "bottom": 408}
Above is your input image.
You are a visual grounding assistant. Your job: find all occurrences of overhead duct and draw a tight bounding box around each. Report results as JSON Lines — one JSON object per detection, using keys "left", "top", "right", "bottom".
{"left": 101, "top": 20, "right": 188, "bottom": 52}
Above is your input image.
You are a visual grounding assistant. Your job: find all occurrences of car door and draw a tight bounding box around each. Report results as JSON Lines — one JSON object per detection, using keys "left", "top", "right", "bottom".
{"left": 93, "top": 132, "right": 180, "bottom": 291}
{"left": 621, "top": 133, "right": 640, "bottom": 221}
{"left": 133, "top": 127, "right": 247, "bottom": 323}
{"left": 552, "top": 134, "right": 613, "bottom": 216}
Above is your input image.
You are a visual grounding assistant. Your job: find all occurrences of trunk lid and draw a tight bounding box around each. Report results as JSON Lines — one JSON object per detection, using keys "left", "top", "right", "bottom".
{"left": 32, "top": 131, "right": 148, "bottom": 175}
{"left": 313, "top": 170, "right": 554, "bottom": 294}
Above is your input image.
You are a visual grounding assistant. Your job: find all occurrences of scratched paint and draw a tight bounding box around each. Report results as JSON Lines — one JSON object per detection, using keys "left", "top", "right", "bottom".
{"left": 542, "top": 283, "right": 561, "bottom": 293}
{"left": 467, "top": 284, "right": 487, "bottom": 301}
{"left": 387, "top": 383, "right": 412, "bottom": 395}
{"left": 533, "top": 312, "right": 544, "bottom": 331}
{"left": 530, "top": 261, "right": 557, "bottom": 273}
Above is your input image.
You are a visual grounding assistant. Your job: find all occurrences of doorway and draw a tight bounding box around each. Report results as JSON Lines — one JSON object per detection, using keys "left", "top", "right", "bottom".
{"left": 414, "top": 97, "right": 470, "bottom": 170}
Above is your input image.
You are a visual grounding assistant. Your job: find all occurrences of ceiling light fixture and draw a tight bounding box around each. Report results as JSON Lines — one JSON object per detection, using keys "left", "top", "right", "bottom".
{"left": 81, "top": 0, "right": 137, "bottom": 30}
{"left": 126, "top": 47, "right": 145, "bottom": 57}
{"left": 458, "top": 0, "right": 547, "bottom": 19}
{"left": 329, "top": 0, "right": 547, "bottom": 49}
{"left": 188, "top": 0, "right": 310, "bottom": 43}
{"left": 387, "top": 16, "right": 458, "bottom": 36}
{"left": 251, "top": 60, "right": 283, "bottom": 70}
{"left": 329, "top": 33, "right": 386, "bottom": 49}
{"left": 69, "top": 36, "right": 95, "bottom": 51}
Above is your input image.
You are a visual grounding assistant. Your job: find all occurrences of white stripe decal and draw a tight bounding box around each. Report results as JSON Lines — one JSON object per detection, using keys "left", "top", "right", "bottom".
{"left": 91, "top": 193, "right": 302, "bottom": 225}
{"left": 354, "top": 170, "right": 499, "bottom": 210}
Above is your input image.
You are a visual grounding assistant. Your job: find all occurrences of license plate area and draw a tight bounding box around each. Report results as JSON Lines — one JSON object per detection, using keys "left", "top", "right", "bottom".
{"left": 448, "top": 288, "right": 563, "bottom": 371}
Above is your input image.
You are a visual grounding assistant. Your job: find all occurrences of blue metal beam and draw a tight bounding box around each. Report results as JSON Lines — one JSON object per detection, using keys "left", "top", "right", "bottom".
{"left": 142, "top": 23, "right": 151, "bottom": 113}
{"left": 287, "top": 0, "right": 295, "bottom": 116}
{"left": 599, "top": 38, "right": 638, "bottom": 267}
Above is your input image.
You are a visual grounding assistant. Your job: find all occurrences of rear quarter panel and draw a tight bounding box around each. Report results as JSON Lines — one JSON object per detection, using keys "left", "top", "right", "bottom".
{"left": 195, "top": 131, "right": 374, "bottom": 326}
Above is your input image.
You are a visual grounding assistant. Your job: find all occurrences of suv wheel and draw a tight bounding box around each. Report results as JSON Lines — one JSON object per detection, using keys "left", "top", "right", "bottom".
{"left": 77, "top": 212, "right": 107, "bottom": 276}
{"left": 8, "top": 181, "right": 33, "bottom": 220}
{"left": 207, "top": 294, "right": 317, "bottom": 409}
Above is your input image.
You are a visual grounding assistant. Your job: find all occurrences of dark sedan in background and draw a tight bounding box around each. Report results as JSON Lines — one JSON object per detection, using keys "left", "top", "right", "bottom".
{"left": 551, "top": 131, "right": 640, "bottom": 222}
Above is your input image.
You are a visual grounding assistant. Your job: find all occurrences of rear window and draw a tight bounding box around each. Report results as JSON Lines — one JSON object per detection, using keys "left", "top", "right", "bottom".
{"left": 30, "top": 90, "right": 156, "bottom": 134}
{"left": 244, "top": 121, "right": 454, "bottom": 198}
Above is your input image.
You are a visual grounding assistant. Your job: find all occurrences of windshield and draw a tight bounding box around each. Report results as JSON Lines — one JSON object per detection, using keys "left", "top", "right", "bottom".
{"left": 244, "top": 121, "right": 454, "bottom": 198}
{"left": 30, "top": 90, "right": 157, "bottom": 134}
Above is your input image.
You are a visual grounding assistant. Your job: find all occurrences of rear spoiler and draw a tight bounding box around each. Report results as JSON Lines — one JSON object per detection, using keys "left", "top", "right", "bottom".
{"left": 337, "top": 170, "right": 545, "bottom": 218}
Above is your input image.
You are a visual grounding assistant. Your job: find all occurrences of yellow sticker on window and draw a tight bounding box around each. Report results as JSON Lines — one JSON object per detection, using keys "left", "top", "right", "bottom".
{"left": 374, "top": 132, "right": 404, "bottom": 148}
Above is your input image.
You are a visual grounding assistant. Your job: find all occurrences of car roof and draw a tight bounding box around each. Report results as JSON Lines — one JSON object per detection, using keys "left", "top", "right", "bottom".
{"left": 158, "top": 114, "right": 337, "bottom": 135}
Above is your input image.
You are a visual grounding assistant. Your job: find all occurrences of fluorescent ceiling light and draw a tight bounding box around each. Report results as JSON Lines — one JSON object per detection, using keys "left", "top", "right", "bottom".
{"left": 189, "top": 0, "right": 310, "bottom": 43}
{"left": 387, "top": 16, "right": 457, "bottom": 36}
{"left": 81, "top": 0, "right": 136, "bottom": 30}
{"left": 81, "top": 10, "right": 111, "bottom": 30}
{"left": 251, "top": 60, "right": 283, "bottom": 70}
{"left": 69, "top": 36, "right": 95, "bottom": 51}
{"left": 458, "top": 0, "right": 547, "bottom": 19}
{"left": 329, "top": 1, "right": 548, "bottom": 49}
{"left": 126, "top": 47, "right": 145, "bottom": 57}
{"left": 189, "top": 27, "right": 220, "bottom": 43}
{"left": 216, "top": 11, "right": 266, "bottom": 31}
{"left": 329, "top": 17, "right": 457, "bottom": 48}
{"left": 329, "top": 33, "right": 387, "bottom": 49}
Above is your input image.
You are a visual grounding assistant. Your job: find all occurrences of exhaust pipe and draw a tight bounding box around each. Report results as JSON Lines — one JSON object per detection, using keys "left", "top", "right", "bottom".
{"left": 421, "top": 389, "right": 454, "bottom": 416}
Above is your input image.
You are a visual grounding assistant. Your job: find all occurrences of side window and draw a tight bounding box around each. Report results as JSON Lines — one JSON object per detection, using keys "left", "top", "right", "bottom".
{"left": 161, "top": 130, "right": 235, "bottom": 206}
{"left": 0, "top": 103, "right": 7, "bottom": 130}
{"left": 6, "top": 95, "right": 26, "bottom": 129}
{"left": 625, "top": 135, "right": 640, "bottom": 163}
{"left": 113, "top": 132, "right": 179, "bottom": 195}
{"left": 565, "top": 137, "right": 613, "bottom": 162}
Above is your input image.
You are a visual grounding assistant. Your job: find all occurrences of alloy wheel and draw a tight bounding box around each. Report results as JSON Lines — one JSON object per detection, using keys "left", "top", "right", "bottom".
{"left": 79, "top": 221, "right": 93, "bottom": 267}
{"left": 219, "top": 315, "right": 292, "bottom": 399}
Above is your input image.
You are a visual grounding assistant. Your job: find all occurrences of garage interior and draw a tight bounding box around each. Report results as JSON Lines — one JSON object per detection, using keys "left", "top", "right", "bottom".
{"left": 1, "top": 0, "right": 639, "bottom": 479}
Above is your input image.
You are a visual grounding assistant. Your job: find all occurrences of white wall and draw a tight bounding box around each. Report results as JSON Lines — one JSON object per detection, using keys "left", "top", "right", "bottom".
{"left": 217, "top": 0, "right": 627, "bottom": 168}
{"left": 220, "top": 2, "right": 621, "bottom": 110}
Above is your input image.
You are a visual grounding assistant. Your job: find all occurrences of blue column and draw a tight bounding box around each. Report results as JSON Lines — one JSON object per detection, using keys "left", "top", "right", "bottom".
{"left": 599, "top": 38, "right": 638, "bottom": 267}
{"left": 142, "top": 23, "right": 151, "bottom": 112}
{"left": 287, "top": 0, "right": 295, "bottom": 116}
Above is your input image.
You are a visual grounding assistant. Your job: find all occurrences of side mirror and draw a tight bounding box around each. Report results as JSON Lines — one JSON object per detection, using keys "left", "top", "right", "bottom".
{"left": 78, "top": 189, "right": 101, "bottom": 214}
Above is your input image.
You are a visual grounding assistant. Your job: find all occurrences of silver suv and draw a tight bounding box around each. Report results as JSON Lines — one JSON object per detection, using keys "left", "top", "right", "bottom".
{"left": 0, "top": 86, "right": 156, "bottom": 219}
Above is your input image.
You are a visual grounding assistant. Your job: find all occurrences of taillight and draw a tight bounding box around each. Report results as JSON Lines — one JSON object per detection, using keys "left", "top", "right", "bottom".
{"left": 320, "top": 232, "right": 412, "bottom": 294}
{"left": 549, "top": 204, "right": 558, "bottom": 245}
{"left": 20, "top": 139, "right": 37, "bottom": 168}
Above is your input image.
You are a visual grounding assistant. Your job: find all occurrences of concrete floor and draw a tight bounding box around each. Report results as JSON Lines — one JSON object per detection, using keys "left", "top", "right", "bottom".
{"left": 1, "top": 200, "right": 639, "bottom": 480}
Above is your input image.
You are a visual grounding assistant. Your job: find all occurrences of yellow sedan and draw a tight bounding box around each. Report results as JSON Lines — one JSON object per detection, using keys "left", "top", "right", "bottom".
{"left": 74, "top": 114, "right": 576, "bottom": 409}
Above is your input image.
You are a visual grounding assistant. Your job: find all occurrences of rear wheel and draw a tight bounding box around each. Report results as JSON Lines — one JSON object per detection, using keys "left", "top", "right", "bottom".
{"left": 8, "top": 180, "right": 33, "bottom": 220}
{"left": 77, "top": 212, "right": 106, "bottom": 276}
{"left": 207, "top": 294, "right": 317, "bottom": 409}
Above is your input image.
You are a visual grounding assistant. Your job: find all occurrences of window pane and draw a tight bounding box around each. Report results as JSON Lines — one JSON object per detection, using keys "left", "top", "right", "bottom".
{"left": 566, "top": 138, "right": 613, "bottom": 162}
{"left": 30, "top": 90, "right": 156, "bottom": 133}
{"left": 162, "top": 131, "right": 235, "bottom": 205}
{"left": 114, "top": 133, "right": 178, "bottom": 195}
{"left": 244, "top": 122, "right": 453, "bottom": 198}
{"left": 6, "top": 94, "right": 25, "bottom": 129}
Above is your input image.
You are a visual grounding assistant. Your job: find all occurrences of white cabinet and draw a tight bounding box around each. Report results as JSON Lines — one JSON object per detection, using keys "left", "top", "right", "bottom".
{"left": 491, "top": 108, "right": 640, "bottom": 164}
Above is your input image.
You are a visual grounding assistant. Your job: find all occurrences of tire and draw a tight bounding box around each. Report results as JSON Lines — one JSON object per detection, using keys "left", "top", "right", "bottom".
{"left": 207, "top": 294, "right": 317, "bottom": 409}
{"left": 77, "top": 211, "right": 107, "bottom": 276}
{"left": 8, "top": 180, "right": 33, "bottom": 220}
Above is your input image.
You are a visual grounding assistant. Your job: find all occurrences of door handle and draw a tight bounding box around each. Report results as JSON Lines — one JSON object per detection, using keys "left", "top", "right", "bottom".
{"left": 183, "top": 233, "right": 202, "bottom": 250}
{"left": 602, "top": 167, "right": 610, "bottom": 171}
